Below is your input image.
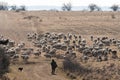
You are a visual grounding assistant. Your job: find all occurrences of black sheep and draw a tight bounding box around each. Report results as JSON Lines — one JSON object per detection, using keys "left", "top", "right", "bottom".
{"left": 0, "top": 39, "right": 9, "bottom": 45}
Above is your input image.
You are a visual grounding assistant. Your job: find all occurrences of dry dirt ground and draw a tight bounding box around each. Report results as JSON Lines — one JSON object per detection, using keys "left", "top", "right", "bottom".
{"left": 0, "top": 11, "right": 120, "bottom": 80}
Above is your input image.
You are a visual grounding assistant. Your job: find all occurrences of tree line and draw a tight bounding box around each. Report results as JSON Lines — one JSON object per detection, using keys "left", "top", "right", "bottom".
{"left": 61, "top": 3, "right": 120, "bottom": 11}
{"left": 0, "top": 1, "right": 120, "bottom": 11}
{"left": 0, "top": 2, "right": 26, "bottom": 11}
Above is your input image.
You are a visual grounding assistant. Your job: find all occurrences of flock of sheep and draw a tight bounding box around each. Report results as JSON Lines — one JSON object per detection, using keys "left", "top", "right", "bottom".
{"left": 27, "top": 32, "right": 120, "bottom": 62}
{"left": 0, "top": 32, "right": 120, "bottom": 64}
{"left": 0, "top": 35, "right": 41, "bottom": 63}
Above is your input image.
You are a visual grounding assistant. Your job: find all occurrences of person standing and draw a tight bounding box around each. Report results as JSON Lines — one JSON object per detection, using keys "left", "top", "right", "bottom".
{"left": 51, "top": 59, "right": 58, "bottom": 75}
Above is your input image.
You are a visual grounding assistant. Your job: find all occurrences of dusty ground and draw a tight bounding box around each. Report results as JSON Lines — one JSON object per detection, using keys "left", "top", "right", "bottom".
{"left": 0, "top": 11, "right": 120, "bottom": 80}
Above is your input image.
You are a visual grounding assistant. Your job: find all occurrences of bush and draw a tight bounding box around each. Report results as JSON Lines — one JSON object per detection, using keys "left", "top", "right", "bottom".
{"left": 63, "top": 58, "right": 80, "bottom": 73}
{"left": 62, "top": 58, "right": 91, "bottom": 76}
{"left": 0, "top": 46, "right": 10, "bottom": 77}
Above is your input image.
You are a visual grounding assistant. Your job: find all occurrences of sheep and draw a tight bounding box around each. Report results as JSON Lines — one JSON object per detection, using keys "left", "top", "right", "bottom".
{"left": 102, "top": 55, "right": 108, "bottom": 61}
{"left": 65, "top": 52, "right": 76, "bottom": 59}
{"left": 74, "top": 35, "right": 77, "bottom": 40}
{"left": 0, "top": 39, "right": 9, "bottom": 45}
{"left": 58, "top": 33, "right": 64, "bottom": 39}
{"left": 21, "top": 53, "right": 29, "bottom": 63}
{"left": 101, "top": 37, "right": 108, "bottom": 40}
{"left": 32, "top": 40, "right": 42, "bottom": 47}
{"left": 101, "top": 40, "right": 111, "bottom": 46}
{"left": 17, "top": 42, "right": 25, "bottom": 49}
{"left": 52, "top": 43, "right": 62, "bottom": 49}
{"left": 44, "top": 53, "right": 52, "bottom": 58}
{"left": 67, "top": 33, "right": 72, "bottom": 40}
{"left": 111, "top": 50, "right": 118, "bottom": 59}
{"left": 61, "top": 45, "right": 67, "bottom": 51}
{"left": 12, "top": 54, "right": 19, "bottom": 61}
{"left": 7, "top": 40, "right": 15, "bottom": 47}
{"left": 78, "top": 40, "right": 81, "bottom": 45}
{"left": 6, "top": 48, "right": 16, "bottom": 57}
{"left": 49, "top": 48, "right": 56, "bottom": 56}
{"left": 55, "top": 54, "right": 66, "bottom": 59}
{"left": 21, "top": 48, "right": 33, "bottom": 55}
{"left": 98, "top": 42, "right": 104, "bottom": 48}
{"left": 63, "top": 35, "right": 67, "bottom": 40}
{"left": 52, "top": 43, "right": 67, "bottom": 50}
{"left": 33, "top": 49, "right": 41, "bottom": 57}
{"left": 78, "top": 35, "right": 81, "bottom": 41}
{"left": 27, "top": 33, "right": 35, "bottom": 40}
{"left": 91, "top": 36, "right": 93, "bottom": 41}
{"left": 64, "top": 40, "right": 70, "bottom": 45}
{"left": 82, "top": 48, "right": 92, "bottom": 57}
{"left": 97, "top": 55, "right": 102, "bottom": 62}
{"left": 12, "top": 54, "right": 19, "bottom": 58}
{"left": 81, "top": 55, "right": 89, "bottom": 63}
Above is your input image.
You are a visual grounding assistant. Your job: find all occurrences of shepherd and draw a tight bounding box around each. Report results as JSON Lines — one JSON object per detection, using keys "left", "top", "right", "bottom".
{"left": 51, "top": 59, "right": 58, "bottom": 75}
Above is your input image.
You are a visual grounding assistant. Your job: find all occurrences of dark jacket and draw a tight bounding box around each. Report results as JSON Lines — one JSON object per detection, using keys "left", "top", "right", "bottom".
{"left": 51, "top": 60, "right": 57, "bottom": 69}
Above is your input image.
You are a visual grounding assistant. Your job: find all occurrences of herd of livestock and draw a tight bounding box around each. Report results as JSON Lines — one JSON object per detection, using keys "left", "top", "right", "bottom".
{"left": 0, "top": 32, "right": 120, "bottom": 63}
{"left": 27, "top": 32, "right": 120, "bottom": 62}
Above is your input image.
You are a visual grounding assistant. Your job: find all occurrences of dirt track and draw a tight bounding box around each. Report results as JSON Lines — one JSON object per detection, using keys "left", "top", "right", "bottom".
{"left": 9, "top": 58, "right": 68, "bottom": 80}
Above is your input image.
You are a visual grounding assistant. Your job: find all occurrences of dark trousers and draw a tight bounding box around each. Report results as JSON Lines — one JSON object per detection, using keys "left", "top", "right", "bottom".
{"left": 51, "top": 68, "right": 56, "bottom": 75}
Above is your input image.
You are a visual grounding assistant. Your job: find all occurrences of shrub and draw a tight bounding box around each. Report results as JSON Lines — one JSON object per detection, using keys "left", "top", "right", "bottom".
{"left": 0, "top": 46, "right": 10, "bottom": 77}
{"left": 62, "top": 58, "right": 91, "bottom": 76}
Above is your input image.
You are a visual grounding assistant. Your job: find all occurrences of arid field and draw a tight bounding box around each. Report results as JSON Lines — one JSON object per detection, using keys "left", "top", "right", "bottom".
{"left": 0, "top": 11, "right": 120, "bottom": 80}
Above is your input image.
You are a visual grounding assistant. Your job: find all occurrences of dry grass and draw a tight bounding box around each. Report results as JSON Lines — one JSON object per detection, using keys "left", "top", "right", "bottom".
{"left": 0, "top": 11, "right": 120, "bottom": 80}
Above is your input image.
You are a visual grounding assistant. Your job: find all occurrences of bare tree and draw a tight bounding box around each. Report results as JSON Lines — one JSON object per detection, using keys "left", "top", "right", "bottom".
{"left": 62, "top": 2, "right": 72, "bottom": 11}
{"left": 20, "top": 5, "right": 26, "bottom": 11}
{"left": 88, "top": 3, "right": 101, "bottom": 11}
{"left": 110, "top": 4, "right": 119, "bottom": 11}
{"left": 15, "top": 5, "right": 26, "bottom": 12}
{"left": 11, "top": 5, "right": 17, "bottom": 10}
{"left": 0, "top": 2, "right": 8, "bottom": 10}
